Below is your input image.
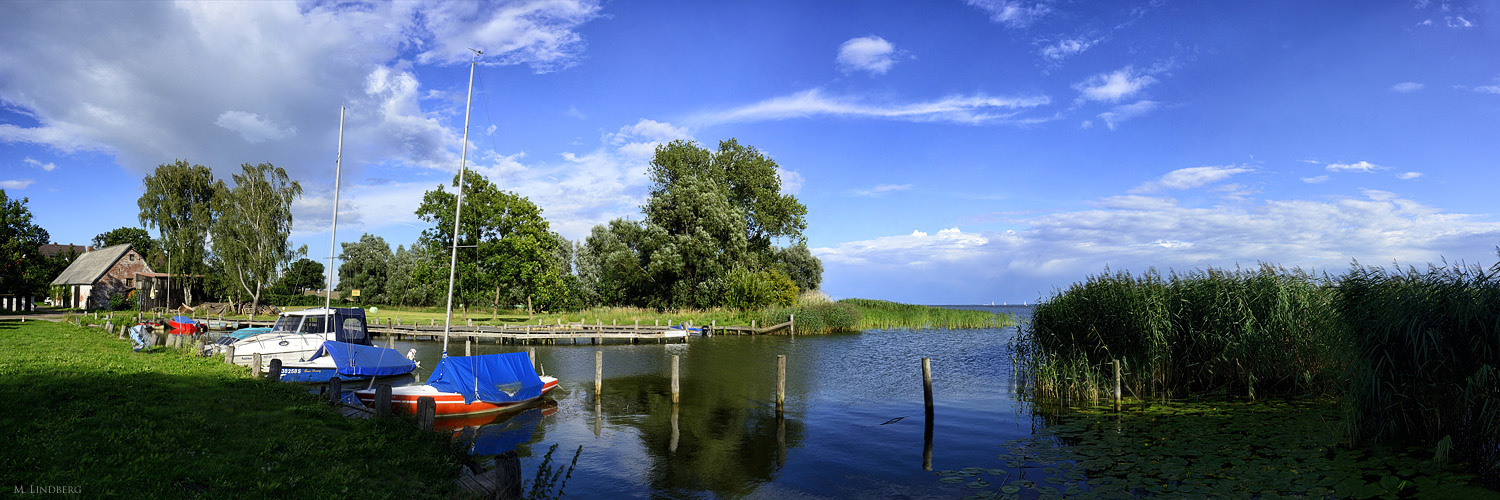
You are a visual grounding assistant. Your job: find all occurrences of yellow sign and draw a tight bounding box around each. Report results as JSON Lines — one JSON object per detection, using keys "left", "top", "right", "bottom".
{"left": 351, "top": 289, "right": 361, "bottom": 297}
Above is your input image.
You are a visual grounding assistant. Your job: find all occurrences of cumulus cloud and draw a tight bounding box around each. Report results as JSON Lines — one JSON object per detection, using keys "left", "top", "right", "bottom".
{"left": 854, "top": 184, "right": 912, "bottom": 197}
{"left": 1097, "top": 100, "right": 1157, "bottom": 129}
{"left": 0, "top": 180, "right": 35, "bottom": 190}
{"left": 837, "top": 36, "right": 901, "bottom": 75}
{"left": 1326, "top": 161, "right": 1383, "bottom": 173}
{"left": 1398, "top": 171, "right": 1423, "bottom": 180}
{"left": 1130, "top": 165, "right": 1254, "bottom": 193}
{"left": 1074, "top": 66, "right": 1157, "bottom": 102}
{"left": 815, "top": 190, "right": 1500, "bottom": 303}
{"left": 23, "top": 157, "right": 57, "bottom": 172}
{"left": 965, "top": 0, "right": 1055, "bottom": 28}
{"left": 1040, "top": 38, "right": 1097, "bottom": 61}
{"left": 1390, "top": 82, "right": 1424, "bottom": 93}
{"left": 694, "top": 89, "right": 1050, "bottom": 126}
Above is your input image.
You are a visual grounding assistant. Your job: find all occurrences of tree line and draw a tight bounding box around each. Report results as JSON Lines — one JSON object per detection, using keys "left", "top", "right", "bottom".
{"left": 2, "top": 138, "right": 821, "bottom": 314}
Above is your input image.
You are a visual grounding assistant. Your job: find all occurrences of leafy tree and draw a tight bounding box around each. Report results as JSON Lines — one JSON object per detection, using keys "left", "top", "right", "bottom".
{"left": 1, "top": 190, "right": 51, "bottom": 298}
{"left": 277, "top": 258, "right": 325, "bottom": 295}
{"left": 91, "top": 227, "right": 155, "bottom": 259}
{"left": 385, "top": 245, "right": 436, "bottom": 307}
{"left": 579, "top": 219, "right": 657, "bottom": 308}
{"left": 210, "top": 163, "right": 304, "bottom": 315}
{"left": 416, "top": 171, "right": 572, "bottom": 316}
{"left": 648, "top": 139, "right": 808, "bottom": 250}
{"left": 138, "top": 160, "right": 218, "bottom": 307}
{"left": 774, "top": 243, "right": 823, "bottom": 293}
{"left": 337, "top": 233, "right": 392, "bottom": 304}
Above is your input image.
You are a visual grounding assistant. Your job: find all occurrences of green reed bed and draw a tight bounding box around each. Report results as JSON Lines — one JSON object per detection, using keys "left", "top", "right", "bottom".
{"left": 838, "top": 298, "right": 1013, "bottom": 330}
{"left": 0, "top": 320, "right": 468, "bottom": 499}
{"left": 1338, "top": 262, "right": 1500, "bottom": 474}
{"left": 1018, "top": 265, "right": 1346, "bottom": 403}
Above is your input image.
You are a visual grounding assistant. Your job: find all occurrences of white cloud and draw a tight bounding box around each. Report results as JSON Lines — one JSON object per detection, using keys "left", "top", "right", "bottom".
{"left": 694, "top": 89, "right": 1050, "bottom": 126}
{"left": 1095, "top": 195, "right": 1178, "bottom": 210}
{"left": 1446, "top": 16, "right": 1475, "bottom": 28}
{"left": 1131, "top": 165, "right": 1254, "bottom": 193}
{"left": 215, "top": 110, "right": 296, "bottom": 143}
{"left": 1074, "top": 66, "right": 1157, "bottom": 102}
{"left": 1040, "top": 38, "right": 1096, "bottom": 61}
{"left": 837, "top": 36, "right": 900, "bottom": 76}
{"left": 778, "top": 168, "right": 805, "bottom": 195}
{"left": 0, "top": 180, "right": 35, "bottom": 190}
{"left": 1398, "top": 171, "right": 1423, "bottom": 180}
{"left": 23, "top": 157, "right": 57, "bottom": 172}
{"left": 1390, "top": 82, "right": 1424, "bottom": 93}
{"left": 854, "top": 184, "right": 912, "bottom": 197}
{"left": 1302, "top": 175, "right": 1331, "bottom": 184}
{"left": 965, "top": 0, "right": 1054, "bottom": 28}
{"left": 0, "top": 1, "right": 601, "bottom": 189}
{"left": 1326, "top": 161, "right": 1384, "bottom": 173}
{"left": 815, "top": 190, "right": 1500, "bottom": 302}
{"left": 1468, "top": 84, "right": 1500, "bottom": 95}
{"left": 1097, "top": 100, "right": 1157, "bottom": 130}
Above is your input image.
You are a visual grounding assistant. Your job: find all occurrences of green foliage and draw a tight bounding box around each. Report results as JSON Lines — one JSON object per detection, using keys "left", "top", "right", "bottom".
{"left": 1019, "top": 265, "right": 1346, "bottom": 403}
{"left": 384, "top": 244, "right": 437, "bottom": 307}
{"left": 138, "top": 160, "right": 219, "bottom": 305}
{"left": 725, "top": 267, "right": 798, "bottom": 310}
{"left": 91, "top": 226, "right": 155, "bottom": 259}
{"left": 107, "top": 291, "right": 134, "bottom": 311}
{"left": 275, "top": 257, "right": 325, "bottom": 295}
{"left": 840, "top": 298, "right": 1010, "bottom": 330}
{"left": 774, "top": 243, "right": 823, "bottom": 292}
{"left": 337, "top": 233, "right": 393, "bottom": 304}
{"left": 1337, "top": 261, "right": 1500, "bottom": 473}
{"left": 210, "top": 162, "right": 304, "bottom": 311}
{"left": 0, "top": 189, "right": 50, "bottom": 296}
{"left": 745, "top": 300, "right": 863, "bottom": 334}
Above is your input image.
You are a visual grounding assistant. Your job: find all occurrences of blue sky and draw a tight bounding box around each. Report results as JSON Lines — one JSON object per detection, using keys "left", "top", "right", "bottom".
{"left": 3, "top": 0, "right": 1499, "bottom": 304}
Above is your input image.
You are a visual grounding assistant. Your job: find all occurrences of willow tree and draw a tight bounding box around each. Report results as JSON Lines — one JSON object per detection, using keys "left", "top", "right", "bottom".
{"left": 138, "top": 160, "right": 218, "bottom": 308}
{"left": 210, "top": 162, "right": 303, "bottom": 316}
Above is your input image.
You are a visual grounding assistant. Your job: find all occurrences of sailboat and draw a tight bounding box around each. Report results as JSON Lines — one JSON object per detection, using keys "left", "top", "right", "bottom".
{"left": 356, "top": 52, "right": 557, "bottom": 416}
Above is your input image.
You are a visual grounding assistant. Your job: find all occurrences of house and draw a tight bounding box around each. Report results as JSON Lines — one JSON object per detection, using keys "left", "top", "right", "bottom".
{"left": 39, "top": 243, "right": 92, "bottom": 259}
{"left": 49, "top": 244, "right": 152, "bottom": 310}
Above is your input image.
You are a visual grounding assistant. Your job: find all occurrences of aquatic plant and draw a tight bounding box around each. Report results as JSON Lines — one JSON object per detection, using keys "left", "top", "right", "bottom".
{"left": 839, "top": 298, "right": 1010, "bottom": 330}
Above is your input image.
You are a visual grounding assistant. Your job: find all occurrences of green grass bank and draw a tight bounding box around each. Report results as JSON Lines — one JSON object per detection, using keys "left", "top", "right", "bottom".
{"left": 0, "top": 319, "right": 468, "bottom": 499}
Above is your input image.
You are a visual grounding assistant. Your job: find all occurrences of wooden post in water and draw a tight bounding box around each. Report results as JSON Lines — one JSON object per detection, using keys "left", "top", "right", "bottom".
{"left": 790, "top": 314, "right": 795, "bottom": 336}
{"left": 465, "top": 337, "right": 471, "bottom": 356}
{"left": 268, "top": 358, "right": 282, "bottom": 382}
{"left": 374, "top": 383, "right": 392, "bottom": 417}
{"left": 388, "top": 335, "right": 395, "bottom": 349}
{"left": 495, "top": 450, "right": 522, "bottom": 500}
{"left": 225, "top": 345, "right": 236, "bottom": 365}
{"left": 595, "top": 350, "right": 603, "bottom": 401}
{"left": 252, "top": 353, "right": 263, "bottom": 377}
{"left": 776, "top": 355, "right": 786, "bottom": 414}
{"left": 416, "top": 396, "right": 436, "bottom": 431}
{"left": 671, "top": 355, "right": 680, "bottom": 405}
{"left": 527, "top": 347, "right": 536, "bottom": 369}
{"left": 1113, "top": 359, "right": 1121, "bottom": 413}
{"left": 328, "top": 377, "right": 341, "bottom": 405}
{"left": 923, "top": 357, "right": 934, "bottom": 471}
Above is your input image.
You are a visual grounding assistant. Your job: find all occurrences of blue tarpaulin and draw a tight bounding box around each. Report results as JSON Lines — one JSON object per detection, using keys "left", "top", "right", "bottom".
{"left": 427, "top": 353, "right": 544, "bottom": 405}
{"left": 308, "top": 341, "right": 416, "bottom": 377}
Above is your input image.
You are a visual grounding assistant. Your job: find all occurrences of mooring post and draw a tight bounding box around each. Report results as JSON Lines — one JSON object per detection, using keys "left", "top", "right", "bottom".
{"left": 268, "top": 358, "right": 282, "bottom": 382}
{"left": 595, "top": 350, "right": 603, "bottom": 400}
{"left": 528, "top": 347, "right": 536, "bottom": 369}
{"left": 1113, "top": 359, "right": 1122, "bottom": 413}
{"left": 496, "top": 450, "right": 522, "bottom": 500}
{"left": 922, "top": 358, "right": 934, "bottom": 419}
{"left": 777, "top": 354, "right": 787, "bottom": 414}
{"left": 416, "top": 396, "right": 436, "bottom": 431}
{"left": 375, "top": 383, "right": 392, "bottom": 417}
{"left": 225, "top": 345, "right": 236, "bottom": 365}
{"left": 671, "top": 354, "right": 680, "bottom": 405}
{"left": 252, "top": 353, "right": 263, "bottom": 377}
{"left": 465, "top": 337, "right": 471, "bottom": 356}
{"left": 388, "top": 335, "right": 395, "bottom": 349}
{"left": 328, "top": 377, "right": 342, "bottom": 405}
{"left": 790, "top": 314, "right": 795, "bottom": 336}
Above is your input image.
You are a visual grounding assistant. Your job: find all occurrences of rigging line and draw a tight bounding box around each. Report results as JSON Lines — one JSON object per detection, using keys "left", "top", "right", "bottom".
{"left": 472, "top": 68, "right": 510, "bottom": 195}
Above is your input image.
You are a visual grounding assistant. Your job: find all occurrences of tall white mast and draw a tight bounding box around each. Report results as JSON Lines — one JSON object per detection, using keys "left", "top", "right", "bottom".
{"left": 442, "top": 51, "right": 480, "bottom": 357}
{"left": 326, "top": 107, "right": 345, "bottom": 323}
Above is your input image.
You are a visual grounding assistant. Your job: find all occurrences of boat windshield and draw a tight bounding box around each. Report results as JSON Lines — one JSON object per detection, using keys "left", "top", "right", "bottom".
{"left": 272, "top": 315, "right": 302, "bottom": 333}
{"left": 300, "top": 315, "right": 331, "bottom": 334}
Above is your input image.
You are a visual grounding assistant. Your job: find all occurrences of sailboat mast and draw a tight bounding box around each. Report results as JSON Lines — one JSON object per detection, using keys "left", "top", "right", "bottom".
{"left": 326, "top": 107, "right": 345, "bottom": 324}
{"left": 442, "top": 55, "right": 479, "bottom": 357}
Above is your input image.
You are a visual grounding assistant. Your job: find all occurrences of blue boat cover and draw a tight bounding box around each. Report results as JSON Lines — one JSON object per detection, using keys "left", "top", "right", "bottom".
{"left": 427, "top": 353, "right": 544, "bottom": 405}
{"left": 171, "top": 315, "right": 196, "bottom": 325}
{"left": 308, "top": 341, "right": 417, "bottom": 377}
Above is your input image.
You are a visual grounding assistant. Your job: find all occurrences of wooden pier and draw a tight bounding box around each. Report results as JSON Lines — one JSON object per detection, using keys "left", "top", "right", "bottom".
{"left": 210, "top": 317, "right": 795, "bottom": 344}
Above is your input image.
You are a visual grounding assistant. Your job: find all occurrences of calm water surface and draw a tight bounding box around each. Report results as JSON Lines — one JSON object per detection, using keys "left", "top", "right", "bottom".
{"left": 380, "top": 305, "right": 1035, "bottom": 499}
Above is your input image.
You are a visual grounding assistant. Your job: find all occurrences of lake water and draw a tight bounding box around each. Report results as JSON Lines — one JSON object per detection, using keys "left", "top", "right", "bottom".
{"left": 381, "top": 305, "right": 1036, "bottom": 499}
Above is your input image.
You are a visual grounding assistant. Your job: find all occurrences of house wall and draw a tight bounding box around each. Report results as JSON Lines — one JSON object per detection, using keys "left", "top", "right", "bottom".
{"left": 85, "top": 250, "right": 152, "bottom": 310}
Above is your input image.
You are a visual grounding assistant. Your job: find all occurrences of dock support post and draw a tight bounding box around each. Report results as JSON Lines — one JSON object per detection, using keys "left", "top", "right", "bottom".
{"left": 1113, "top": 359, "right": 1121, "bottom": 413}
{"left": 791, "top": 314, "right": 795, "bottom": 336}
{"left": 671, "top": 354, "right": 680, "bottom": 405}
{"left": 328, "top": 377, "right": 341, "bottom": 405}
{"left": 252, "top": 353, "right": 263, "bottom": 377}
{"left": 225, "top": 345, "right": 236, "bottom": 365}
{"left": 465, "top": 337, "right": 471, "bottom": 356}
{"left": 776, "top": 355, "right": 786, "bottom": 414}
{"left": 388, "top": 335, "right": 395, "bottom": 349}
{"left": 495, "top": 450, "right": 522, "bottom": 500}
{"left": 416, "top": 396, "right": 436, "bottom": 431}
{"left": 595, "top": 350, "right": 603, "bottom": 401}
{"left": 268, "top": 358, "right": 282, "bottom": 382}
{"left": 923, "top": 357, "right": 934, "bottom": 471}
{"left": 374, "top": 384, "right": 392, "bottom": 417}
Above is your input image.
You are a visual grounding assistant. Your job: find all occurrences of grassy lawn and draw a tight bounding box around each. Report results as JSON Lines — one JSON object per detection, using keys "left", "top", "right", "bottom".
{"left": 0, "top": 319, "right": 469, "bottom": 499}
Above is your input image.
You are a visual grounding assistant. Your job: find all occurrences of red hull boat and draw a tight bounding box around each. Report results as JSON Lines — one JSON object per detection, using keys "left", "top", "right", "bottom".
{"left": 355, "top": 376, "right": 559, "bottom": 417}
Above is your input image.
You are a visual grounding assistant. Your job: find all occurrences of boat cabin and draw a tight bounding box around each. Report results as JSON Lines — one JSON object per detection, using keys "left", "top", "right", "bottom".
{"left": 271, "top": 307, "right": 372, "bottom": 346}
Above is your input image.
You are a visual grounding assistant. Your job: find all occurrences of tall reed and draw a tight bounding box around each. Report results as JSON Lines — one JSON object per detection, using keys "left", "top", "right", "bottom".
{"left": 1017, "top": 265, "right": 1346, "bottom": 403}
{"left": 838, "top": 298, "right": 1010, "bottom": 330}
{"left": 1337, "top": 261, "right": 1500, "bottom": 472}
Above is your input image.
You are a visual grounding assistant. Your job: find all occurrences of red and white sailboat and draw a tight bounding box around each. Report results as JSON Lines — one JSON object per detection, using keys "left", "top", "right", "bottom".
{"left": 356, "top": 50, "right": 557, "bottom": 418}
